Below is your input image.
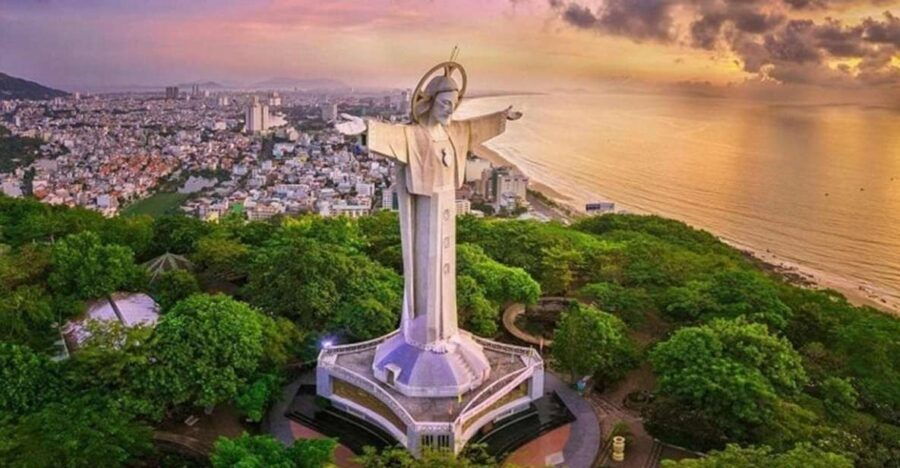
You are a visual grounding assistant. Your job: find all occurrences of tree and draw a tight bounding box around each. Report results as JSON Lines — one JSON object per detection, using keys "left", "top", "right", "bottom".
{"left": 552, "top": 303, "right": 636, "bottom": 382}
{"left": 150, "top": 269, "right": 200, "bottom": 312}
{"left": 48, "top": 231, "right": 140, "bottom": 300}
{"left": 579, "top": 282, "right": 654, "bottom": 327}
{"left": 235, "top": 374, "right": 282, "bottom": 422}
{"left": 660, "top": 271, "right": 792, "bottom": 330}
{"left": 0, "top": 394, "right": 153, "bottom": 467}
{"left": 192, "top": 235, "right": 250, "bottom": 281}
{"left": 458, "top": 243, "right": 540, "bottom": 306}
{"left": 0, "top": 284, "right": 54, "bottom": 347}
{"left": 539, "top": 245, "right": 582, "bottom": 295}
{"left": 649, "top": 319, "right": 807, "bottom": 437}
{"left": 330, "top": 296, "right": 399, "bottom": 341}
{"left": 820, "top": 377, "right": 859, "bottom": 418}
{"left": 457, "top": 275, "right": 499, "bottom": 336}
{"left": 660, "top": 442, "right": 852, "bottom": 468}
{"left": 148, "top": 294, "right": 265, "bottom": 408}
{"left": 244, "top": 236, "right": 401, "bottom": 340}
{"left": 149, "top": 215, "right": 210, "bottom": 255}
{"left": 706, "top": 270, "right": 792, "bottom": 330}
{"left": 0, "top": 243, "right": 51, "bottom": 291}
{"left": 100, "top": 215, "right": 154, "bottom": 260}
{"left": 0, "top": 343, "right": 60, "bottom": 417}
{"left": 211, "top": 433, "right": 335, "bottom": 468}
{"left": 356, "top": 444, "right": 497, "bottom": 467}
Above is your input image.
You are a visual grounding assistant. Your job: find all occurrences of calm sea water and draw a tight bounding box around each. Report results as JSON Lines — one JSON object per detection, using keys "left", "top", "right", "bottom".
{"left": 460, "top": 93, "right": 900, "bottom": 307}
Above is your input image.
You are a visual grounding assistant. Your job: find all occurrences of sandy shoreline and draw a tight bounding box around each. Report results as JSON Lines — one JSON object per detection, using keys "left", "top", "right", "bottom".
{"left": 723, "top": 238, "right": 900, "bottom": 316}
{"left": 472, "top": 143, "right": 900, "bottom": 318}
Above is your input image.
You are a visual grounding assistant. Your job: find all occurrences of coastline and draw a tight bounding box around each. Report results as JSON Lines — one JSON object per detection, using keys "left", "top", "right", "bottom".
{"left": 472, "top": 143, "right": 900, "bottom": 318}
{"left": 724, "top": 238, "right": 900, "bottom": 317}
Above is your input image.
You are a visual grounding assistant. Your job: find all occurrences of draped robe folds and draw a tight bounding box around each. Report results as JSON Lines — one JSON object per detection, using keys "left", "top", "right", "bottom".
{"left": 367, "top": 111, "right": 506, "bottom": 349}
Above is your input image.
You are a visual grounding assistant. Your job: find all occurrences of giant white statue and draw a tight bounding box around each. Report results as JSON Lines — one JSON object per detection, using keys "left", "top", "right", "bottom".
{"left": 337, "top": 61, "right": 522, "bottom": 397}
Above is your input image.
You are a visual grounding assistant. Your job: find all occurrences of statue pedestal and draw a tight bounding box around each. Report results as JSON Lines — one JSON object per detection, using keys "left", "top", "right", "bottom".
{"left": 316, "top": 330, "right": 544, "bottom": 455}
{"left": 371, "top": 332, "right": 491, "bottom": 398}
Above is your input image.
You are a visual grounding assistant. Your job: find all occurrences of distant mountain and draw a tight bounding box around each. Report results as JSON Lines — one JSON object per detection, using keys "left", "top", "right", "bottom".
{"left": 0, "top": 72, "right": 69, "bottom": 100}
{"left": 176, "top": 80, "right": 225, "bottom": 89}
{"left": 250, "top": 77, "right": 348, "bottom": 90}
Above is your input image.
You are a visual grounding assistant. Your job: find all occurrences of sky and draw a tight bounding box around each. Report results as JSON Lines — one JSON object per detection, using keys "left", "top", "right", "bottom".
{"left": 2, "top": 0, "right": 899, "bottom": 99}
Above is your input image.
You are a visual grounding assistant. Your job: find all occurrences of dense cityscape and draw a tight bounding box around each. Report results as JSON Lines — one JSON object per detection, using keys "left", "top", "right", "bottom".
{"left": 1, "top": 86, "right": 535, "bottom": 221}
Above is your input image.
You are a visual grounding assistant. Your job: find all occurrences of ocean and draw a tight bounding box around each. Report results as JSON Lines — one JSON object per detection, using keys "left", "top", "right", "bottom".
{"left": 459, "top": 92, "right": 900, "bottom": 312}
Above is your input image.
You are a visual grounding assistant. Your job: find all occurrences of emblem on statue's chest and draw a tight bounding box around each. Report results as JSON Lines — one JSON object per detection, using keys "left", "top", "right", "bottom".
{"left": 440, "top": 147, "right": 450, "bottom": 167}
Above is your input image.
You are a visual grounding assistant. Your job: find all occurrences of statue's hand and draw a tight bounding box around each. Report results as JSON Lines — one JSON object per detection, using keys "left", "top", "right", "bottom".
{"left": 335, "top": 114, "right": 366, "bottom": 135}
{"left": 504, "top": 106, "right": 523, "bottom": 121}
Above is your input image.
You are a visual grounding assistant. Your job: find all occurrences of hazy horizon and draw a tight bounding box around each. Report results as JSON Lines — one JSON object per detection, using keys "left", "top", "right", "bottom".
{"left": 3, "top": 0, "right": 900, "bottom": 103}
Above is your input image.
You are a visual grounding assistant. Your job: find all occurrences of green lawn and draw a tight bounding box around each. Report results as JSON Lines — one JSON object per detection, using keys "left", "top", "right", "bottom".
{"left": 121, "top": 192, "right": 188, "bottom": 217}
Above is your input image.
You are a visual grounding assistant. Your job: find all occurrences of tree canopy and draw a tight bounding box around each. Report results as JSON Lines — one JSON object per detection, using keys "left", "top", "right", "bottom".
{"left": 649, "top": 319, "right": 807, "bottom": 438}
{"left": 210, "top": 434, "right": 335, "bottom": 468}
{"left": 552, "top": 302, "right": 636, "bottom": 382}
{"left": 49, "top": 231, "right": 141, "bottom": 300}
{"left": 147, "top": 294, "right": 266, "bottom": 408}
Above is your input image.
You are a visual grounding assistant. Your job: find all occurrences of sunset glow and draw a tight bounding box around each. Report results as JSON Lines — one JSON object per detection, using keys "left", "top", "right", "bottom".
{"left": 2, "top": 0, "right": 899, "bottom": 98}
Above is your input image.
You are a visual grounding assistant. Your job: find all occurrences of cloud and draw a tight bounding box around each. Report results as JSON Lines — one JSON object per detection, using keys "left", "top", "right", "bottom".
{"left": 550, "top": 0, "right": 900, "bottom": 87}
{"left": 861, "top": 11, "right": 900, "bottom": 46}
{"left": 556, "top": 0, "right": 676, "bottom": 42}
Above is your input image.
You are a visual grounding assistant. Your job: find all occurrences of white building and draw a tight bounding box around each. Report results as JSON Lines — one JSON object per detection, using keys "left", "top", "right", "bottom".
{"left": 492, "top": 167, "right": 528, "bottom": 210}
{"left": 332, "top": 202, "right": 370, "bottom": 218}
{"left": 245, "top": 97, "right": 271, "bottom": 133}
{"left": 381, "top": 185, "right": 398, "bottom": 210}
{"left": 355, "top": 182, "right": 375, "bottom": 197}
{"left": 1, "top": 179, "right": 22, "bottom": 198}
{"left": 455, "top": 199, "right": 471, "bottom": 216}
{"left": 63, "top": 293, "right": 160, "bottom": 353}
{"left": 321, "top": 103, "right": 338, "bottom": 122}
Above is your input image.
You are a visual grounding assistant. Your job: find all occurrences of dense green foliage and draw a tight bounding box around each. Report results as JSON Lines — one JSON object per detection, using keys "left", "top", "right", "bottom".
{"left": 552, "top": 303, "right": 636, "bottom": 382}
{"left": 0, "top": 394, "right": 153, "bottom": 467}
{"left": 0, "top": 343, "right": 60, "bottom": 417}
{"left": 1, "top": 194, "right": 899, "bottom": 465}
{"left": 150, "top": 269, "right": 201, "bottom": 312}
{"left": 49, "top": 231, "right": 143, "bottom": 300}
{"left": 147, "top": 294, "right": 266, "bottom": 408}
{"left": 660, "top": 442, "right": 852, "bottom": 468}
{"left": 649, "top": 319, "right": 807, "bottom": 439}
{"left": 356, "top": 444, "right": 497, "bottom": 467}
{"left": 210, "top": 433, "right": 335, "bottom": 468}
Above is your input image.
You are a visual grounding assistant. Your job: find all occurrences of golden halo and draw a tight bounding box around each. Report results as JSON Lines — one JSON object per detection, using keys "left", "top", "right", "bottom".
{"left": 410, "top": 61, "right": 467, "bottom": 123}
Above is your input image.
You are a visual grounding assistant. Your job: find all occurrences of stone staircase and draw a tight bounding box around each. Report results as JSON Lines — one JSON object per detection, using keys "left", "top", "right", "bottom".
{"left": 449, "top": 352, "right": 478, "bottom": 384}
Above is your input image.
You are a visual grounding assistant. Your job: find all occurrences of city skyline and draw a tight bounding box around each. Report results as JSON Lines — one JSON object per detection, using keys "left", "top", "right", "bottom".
{"left": 3, "top": 0, "right": 900, "bottom": 102}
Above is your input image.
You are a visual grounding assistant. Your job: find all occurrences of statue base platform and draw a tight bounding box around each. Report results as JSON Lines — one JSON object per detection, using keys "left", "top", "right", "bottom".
{"left": 316, "top": 330, "right": 544, "bottom": 455}
{"left": 371, "top": 332, "right": 492, "bottom": 398}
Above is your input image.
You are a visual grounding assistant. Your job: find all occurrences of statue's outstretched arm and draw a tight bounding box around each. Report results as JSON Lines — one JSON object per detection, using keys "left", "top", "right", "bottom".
{"left": 335, "top": 114, "right": 408, "bottom": 164}
{"left": 460, "top": 106, "right": 522, "bottom": 146}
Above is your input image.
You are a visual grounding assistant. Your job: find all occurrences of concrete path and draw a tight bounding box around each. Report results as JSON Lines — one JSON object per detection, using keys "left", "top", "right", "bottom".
{"left": 266, "top": 370, "right": 312, "bottom": 445}
{"left": 545, "top": 373, "right": 601, "bottom": 468}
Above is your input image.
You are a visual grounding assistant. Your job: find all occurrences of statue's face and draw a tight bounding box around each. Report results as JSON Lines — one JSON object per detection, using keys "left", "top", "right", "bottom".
{"left": 430, "top": 90, "right": 458, "bottom": 126}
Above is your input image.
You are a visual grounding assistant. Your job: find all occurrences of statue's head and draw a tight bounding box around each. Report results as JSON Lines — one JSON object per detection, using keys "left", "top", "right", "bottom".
{"left": 414, "top": 75, "right": 459, "bottom": 126}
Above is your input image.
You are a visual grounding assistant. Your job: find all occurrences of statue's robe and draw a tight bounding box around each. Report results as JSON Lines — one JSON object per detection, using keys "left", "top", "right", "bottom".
{"left": 367, "top": 111, "right": 506, "bottom": 348}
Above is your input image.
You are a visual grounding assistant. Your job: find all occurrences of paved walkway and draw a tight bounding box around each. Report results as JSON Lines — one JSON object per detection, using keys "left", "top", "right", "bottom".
{"left": 266, "top": 371, "right": 310, "bottom": 445}
{"left": 546, "top": 372, "right": 601, "bottom": 468}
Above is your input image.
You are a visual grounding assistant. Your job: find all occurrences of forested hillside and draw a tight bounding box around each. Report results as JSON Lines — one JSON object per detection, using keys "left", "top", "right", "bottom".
{"left": 0, "top": 195, "right": 897, "bottom": 467}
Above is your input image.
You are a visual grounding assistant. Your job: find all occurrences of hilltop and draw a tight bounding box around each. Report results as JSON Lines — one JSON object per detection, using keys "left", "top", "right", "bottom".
{"left": 0, "top": 72, "right": 68, "bottom": 100}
